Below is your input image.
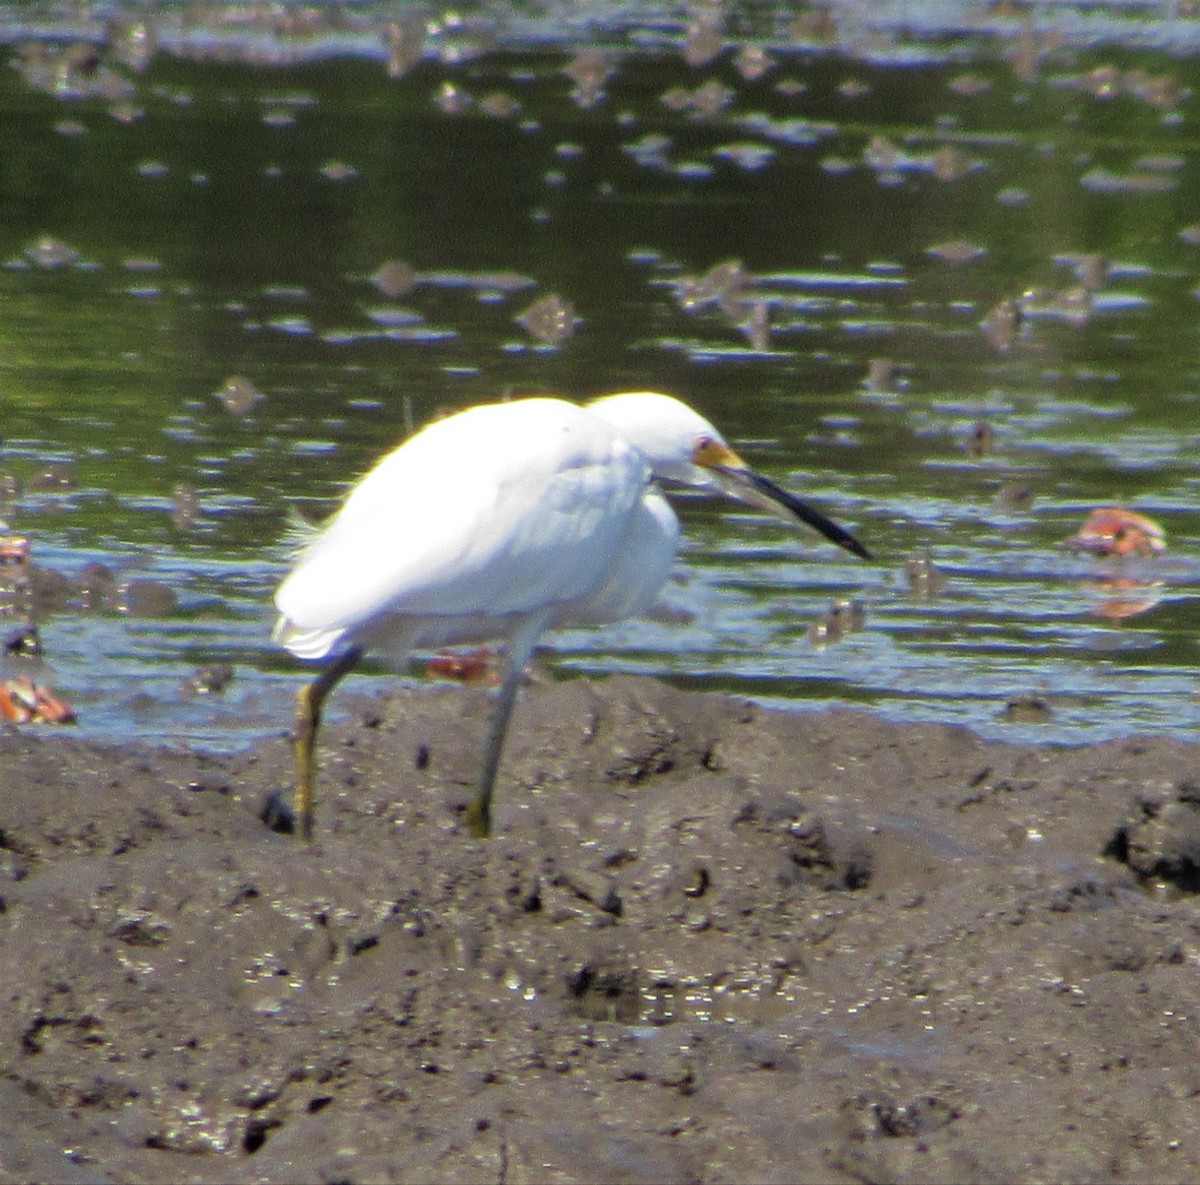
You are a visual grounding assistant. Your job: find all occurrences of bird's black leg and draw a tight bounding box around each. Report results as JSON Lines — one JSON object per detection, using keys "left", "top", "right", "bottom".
{"left": 464, "top": 612, "right": 546, "bottom": 838}
{"left": 292, "top": 645, "right": 363, "bottom": 839}
{"left": 464, "top": 664, "right": 522, "bottom": 838}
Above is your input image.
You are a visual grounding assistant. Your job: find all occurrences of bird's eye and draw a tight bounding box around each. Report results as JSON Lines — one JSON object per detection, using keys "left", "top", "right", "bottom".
{"left": 692, "top": 434, "right": 728, "bottom": 467}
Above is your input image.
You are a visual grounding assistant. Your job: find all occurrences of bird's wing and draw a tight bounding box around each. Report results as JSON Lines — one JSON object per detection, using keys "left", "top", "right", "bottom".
{"left": 274, "top": 399, "right": 649, "bottom": 637}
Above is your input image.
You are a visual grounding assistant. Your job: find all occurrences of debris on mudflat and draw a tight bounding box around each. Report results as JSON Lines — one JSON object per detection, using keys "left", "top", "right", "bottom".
{"left": 0, "top": 676, "right": 75, "bottom": 724}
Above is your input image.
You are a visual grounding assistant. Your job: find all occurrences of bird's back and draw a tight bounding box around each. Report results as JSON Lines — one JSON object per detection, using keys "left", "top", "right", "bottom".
{"left": 273, "top": 398, "right": 656, "bottom": 658}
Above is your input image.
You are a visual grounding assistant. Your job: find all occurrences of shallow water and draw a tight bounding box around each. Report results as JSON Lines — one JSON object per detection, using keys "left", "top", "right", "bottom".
{"left": 1, "top": 1, "right": 1198, "bottom": 749}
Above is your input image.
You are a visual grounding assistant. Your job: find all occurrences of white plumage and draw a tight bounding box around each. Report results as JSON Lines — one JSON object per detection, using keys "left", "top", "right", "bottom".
{"left": 274, "top": 397, "right": 672, "bottom": 658}
{"left": 272, "top": 391, "right": 869, "bottom": 838}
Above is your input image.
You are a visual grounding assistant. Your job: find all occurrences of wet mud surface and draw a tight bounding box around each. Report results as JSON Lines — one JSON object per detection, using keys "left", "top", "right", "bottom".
{"left": 3, "top": 674, "right": 1200, "bottom": 1183}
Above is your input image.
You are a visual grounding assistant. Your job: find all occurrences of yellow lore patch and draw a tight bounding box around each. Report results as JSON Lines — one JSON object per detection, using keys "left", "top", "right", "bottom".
{"left": 692, "top": 436, "right": 743, "bottom": 469}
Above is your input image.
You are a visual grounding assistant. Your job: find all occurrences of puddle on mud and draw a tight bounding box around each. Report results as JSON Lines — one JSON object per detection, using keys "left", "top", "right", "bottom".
{"left": 0, "top": 1, "right": 1196, "bottom": 750}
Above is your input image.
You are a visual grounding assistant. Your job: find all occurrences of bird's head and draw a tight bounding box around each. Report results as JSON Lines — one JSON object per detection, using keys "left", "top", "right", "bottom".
{"left": 586, "top": 391, "right": 731, "bottom": 487}
{"left": 586, "top": 391, "right": 870, "bottom": 560}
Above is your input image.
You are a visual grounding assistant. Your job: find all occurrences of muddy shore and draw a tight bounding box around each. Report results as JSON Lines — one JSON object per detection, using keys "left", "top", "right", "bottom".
{"left": 2, "top": 674, "right": 1200, "bottom": 1184}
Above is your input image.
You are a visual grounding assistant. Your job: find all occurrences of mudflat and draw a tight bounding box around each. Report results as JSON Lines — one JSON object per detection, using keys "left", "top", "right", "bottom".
{"left": 2, "top": 675, "right": 1199, "bottom": 1184}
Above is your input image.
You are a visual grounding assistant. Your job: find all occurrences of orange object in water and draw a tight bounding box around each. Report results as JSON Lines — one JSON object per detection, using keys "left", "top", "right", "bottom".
{"left": 0, "top": 677, "right": 75, "bottom": 723}
{"left": 425, "top": 646, "right": 497, "bottom": 684}
{"left": 1085, "top": 577, "right": 1163, "bottom": 621}
{"left": 1066, "top": 507, "right": 1166, "bottom": 557}
{"left": 0, "top": 535, "right": 30, "bottom": 566}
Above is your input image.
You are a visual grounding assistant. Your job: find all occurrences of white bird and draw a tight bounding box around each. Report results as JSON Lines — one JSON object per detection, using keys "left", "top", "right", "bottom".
{"left": 271, "top": 391, "right": 870, "bottom": 838}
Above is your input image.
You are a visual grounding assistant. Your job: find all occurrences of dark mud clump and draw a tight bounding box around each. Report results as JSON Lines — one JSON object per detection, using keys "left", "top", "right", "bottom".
{"left": 3, "top": 675, "right": 1200, "bottom": 1183}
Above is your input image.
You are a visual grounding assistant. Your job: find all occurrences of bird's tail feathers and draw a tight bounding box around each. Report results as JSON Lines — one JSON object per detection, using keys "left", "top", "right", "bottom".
{"left": 271, "top": 614, "right": 345, "bottom": 661}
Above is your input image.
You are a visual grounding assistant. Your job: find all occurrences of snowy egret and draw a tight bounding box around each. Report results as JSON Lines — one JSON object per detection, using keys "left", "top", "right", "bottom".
{"left": 271, "top": 391, "right": 870, "bottom": 838}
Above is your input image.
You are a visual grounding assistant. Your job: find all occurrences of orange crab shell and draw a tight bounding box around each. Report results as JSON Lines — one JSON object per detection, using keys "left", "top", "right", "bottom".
{"left": 0, "top": 677, "right": 75, "bottom": 723}
{"left": 425, "top": 646, "right": 497, "bottom": 685}
{"left": 30, "top": 683, "right": 76, "bottom": 723}
{"left": 0, "top": 535, "right": 30, "bottom": 566}
{"left": 0, "top": 679, "right": 34, "bottom": 722}
{"left": 1066, "top": 507, "right": 1166, "bottom": 557}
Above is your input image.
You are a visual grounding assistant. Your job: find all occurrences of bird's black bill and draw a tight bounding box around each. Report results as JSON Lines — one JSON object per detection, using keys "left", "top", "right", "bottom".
{"left": 720, "top": 467, "right": 872, "bottom": 561}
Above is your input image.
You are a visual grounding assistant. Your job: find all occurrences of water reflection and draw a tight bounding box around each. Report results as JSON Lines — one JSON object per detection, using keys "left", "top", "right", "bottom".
{"left": 0, "top": 1, "right": 1197, "bottom": 749}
